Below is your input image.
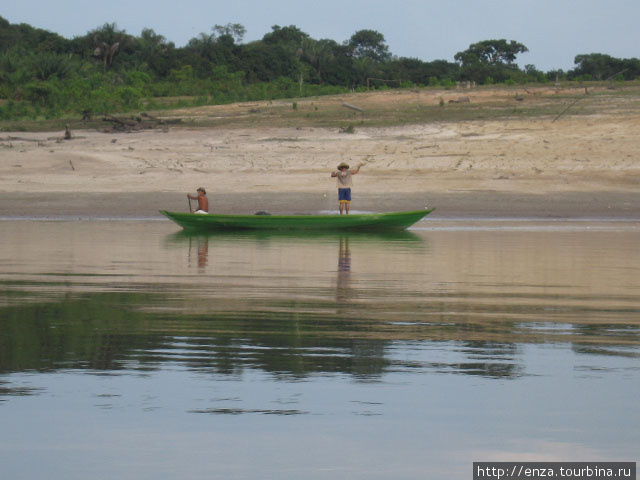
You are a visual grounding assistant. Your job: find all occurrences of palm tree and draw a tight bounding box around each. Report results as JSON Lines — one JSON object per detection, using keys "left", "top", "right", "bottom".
{"left": 90, "top": 23, "right": 125, "bottom": 71}
{"left": 299, "top": 38, "right": 336, "bottom": 84}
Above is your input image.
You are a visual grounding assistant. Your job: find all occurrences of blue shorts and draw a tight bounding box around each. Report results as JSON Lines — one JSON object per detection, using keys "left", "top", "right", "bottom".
{"left": 338, "top": 188, "right": 352, "bottom": 203}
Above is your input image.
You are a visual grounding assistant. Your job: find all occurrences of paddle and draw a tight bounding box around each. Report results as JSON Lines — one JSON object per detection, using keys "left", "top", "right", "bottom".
{"left": 187, "top": 196, "right": 193, "bottom": 213}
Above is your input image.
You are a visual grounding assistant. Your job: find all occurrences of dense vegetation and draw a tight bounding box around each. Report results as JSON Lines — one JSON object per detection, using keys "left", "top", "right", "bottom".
{"left": 1, "top": 16, "right": 639, "bottom": 121}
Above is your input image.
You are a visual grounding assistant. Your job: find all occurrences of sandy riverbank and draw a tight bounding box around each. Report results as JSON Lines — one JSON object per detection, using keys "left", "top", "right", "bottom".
{"left": 1, "top": 88, "right": 639, "bottom": 219}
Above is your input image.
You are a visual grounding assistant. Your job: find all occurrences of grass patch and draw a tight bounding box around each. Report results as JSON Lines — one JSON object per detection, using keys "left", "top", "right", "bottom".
{"left": 2, "top": 83, "right": 640, "bottom": 133}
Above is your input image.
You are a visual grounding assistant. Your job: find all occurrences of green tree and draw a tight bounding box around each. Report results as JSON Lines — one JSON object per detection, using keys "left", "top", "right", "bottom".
{"left": 135, "top": 28, "right": 177, "bottom": 77}
{"left": 29, "top": 52, "right": 77, "bottom": 80}
{"left": 0, "top": 50, "right": 30, "bottom": 97}
{"left": 352, "top": 57, "right": 378, "bottom": 87}
{"left": 523, "top": 64, "right": 545, "bottom": 82}
{"left": 212, "top": 23, "right": 246, "bottom": 44}
{"left": 185, "top": 25, "right": 245, "bottom": 78}
{"left": 382, "top": 57, "right": 460, "bottom": 86}
{"left": 570, "top": 53, "right": 640, "bottom": 80}
{"left": 0, "top": 15, "right": 70, "bottom": 54}
{"left": 347, "top": 29, "right": 390, "bottom": 62}
{"left": 262, "top": 25, "right": 308, "bottom": 46}
{"left": 297, "top": 38, "right": 337, "bottom": 84}
{"left": 454, "top": 39, "right": 528, "bottom": 84}
{"left": 186, "top": 32, "right": 216, "bottom": 58}
{"left": 259, "top": 25, "right": 310, "bottom": 83}
{"left": 455, "top": 39, "right": 528, "bottom": 66}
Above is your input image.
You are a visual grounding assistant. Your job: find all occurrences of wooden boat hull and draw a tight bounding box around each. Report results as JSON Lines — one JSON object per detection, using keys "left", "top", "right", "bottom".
{"left": 160, "top": 209, "right": 433, "bottom": 232}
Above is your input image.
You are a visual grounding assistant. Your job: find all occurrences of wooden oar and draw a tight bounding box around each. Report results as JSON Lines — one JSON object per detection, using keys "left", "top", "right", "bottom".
{"left": 187, "top": 196, "right": 193, "bottom": 213}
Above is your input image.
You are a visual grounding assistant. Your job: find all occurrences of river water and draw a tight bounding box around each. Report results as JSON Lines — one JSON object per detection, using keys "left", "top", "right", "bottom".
{"left": 1, "top": 219, "right": 639, "bottom": 480}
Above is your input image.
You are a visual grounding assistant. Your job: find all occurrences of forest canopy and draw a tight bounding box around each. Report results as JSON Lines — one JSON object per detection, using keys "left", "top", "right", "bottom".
{"left": 1, "top": 16, "right": 639, "bottom": 120}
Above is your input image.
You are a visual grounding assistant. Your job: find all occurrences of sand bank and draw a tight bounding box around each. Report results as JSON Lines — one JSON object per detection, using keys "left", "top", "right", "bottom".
{"left": 1, "top": 89, "right": 639, "bottom": 219}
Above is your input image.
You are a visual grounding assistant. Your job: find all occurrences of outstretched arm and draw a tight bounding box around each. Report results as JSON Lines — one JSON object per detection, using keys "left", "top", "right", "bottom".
{"left": 351, "top": 162, "right": 365, "bottom": 175}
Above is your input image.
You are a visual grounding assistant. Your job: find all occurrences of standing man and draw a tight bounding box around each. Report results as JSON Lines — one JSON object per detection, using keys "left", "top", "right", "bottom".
{"left": 331, "top": 162, "right": 365, "bottom": 214}
{"left": 187, "top": 187, "right": 209, "bottom": 214}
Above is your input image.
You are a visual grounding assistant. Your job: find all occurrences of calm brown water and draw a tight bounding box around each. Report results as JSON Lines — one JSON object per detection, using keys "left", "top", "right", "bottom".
{"left": 1, "top": 219, "right": 639, "bottom": 480}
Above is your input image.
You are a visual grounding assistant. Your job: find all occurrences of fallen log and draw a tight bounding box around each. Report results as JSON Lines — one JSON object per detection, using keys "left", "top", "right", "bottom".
{"left": 342, "top": 102, "right": 364, "bottom": 113}
{"left": 102, "top": 113, "right": 182, "bottom": 132}
{"left": 103, "top": 115, "right": 138, "bottom": 127}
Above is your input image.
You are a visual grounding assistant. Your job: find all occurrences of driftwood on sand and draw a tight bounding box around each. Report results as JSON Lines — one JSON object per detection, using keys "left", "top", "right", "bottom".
{"left": 102, "top": 113, "right": 182, "bottom": 133}
{"left": 342, "top": 102, "right": 364, "bottom": 113}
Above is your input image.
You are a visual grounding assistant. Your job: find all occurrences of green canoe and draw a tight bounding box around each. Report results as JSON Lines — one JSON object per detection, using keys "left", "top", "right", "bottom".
{"left": 160, "top": 209, "right": 433, "bottom": 232}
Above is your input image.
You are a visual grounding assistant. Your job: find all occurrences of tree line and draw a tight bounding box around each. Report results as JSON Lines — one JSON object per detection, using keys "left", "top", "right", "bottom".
{"left": 1, "top": 16, "right": 639, "bottom": 120}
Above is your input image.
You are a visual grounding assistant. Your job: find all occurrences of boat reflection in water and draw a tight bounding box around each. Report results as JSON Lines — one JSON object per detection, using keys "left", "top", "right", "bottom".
{"left": 160, "top": 229, "right": 431, "bottom": 379}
